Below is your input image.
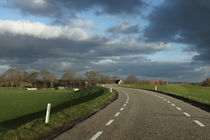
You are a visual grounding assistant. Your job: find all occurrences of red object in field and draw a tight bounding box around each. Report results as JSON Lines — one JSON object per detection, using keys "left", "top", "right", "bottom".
{"left": 150, "top": 81, "right": 161, "bottom": 85}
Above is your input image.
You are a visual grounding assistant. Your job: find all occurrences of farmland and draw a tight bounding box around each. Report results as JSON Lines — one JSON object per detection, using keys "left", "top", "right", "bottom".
{"left": 0, "top": 86, "right": 115, "bottom": 139}
{"left": 0, "top": 89, "right": 73, "bottom": 122}
{"left": 121, "top": 84, "right": 210, "bottom": 105}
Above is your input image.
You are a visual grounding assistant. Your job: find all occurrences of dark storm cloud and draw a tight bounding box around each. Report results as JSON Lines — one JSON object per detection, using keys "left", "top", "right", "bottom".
{"left": 0, "top": 33, "right": 168, "bottom": 65}
{"left": 107, "top": 22, "right": 140, "bottom": 34}
{"left": 90, "top": 56, "right": 209, "bottom": 82}
{"left": 0, "top": 28, "right": 207, "bottom": 82}
{"left": 10, "top": 0, "right": 57, "bottom": 17}
{"left": 0, "top": 20, "right": 170, "bottom": 77}
{"left": 144, "top": 0, "right": 210, "bottom": 63}
{"left": 9, "top": 0, "right": 146, "bottom": 17}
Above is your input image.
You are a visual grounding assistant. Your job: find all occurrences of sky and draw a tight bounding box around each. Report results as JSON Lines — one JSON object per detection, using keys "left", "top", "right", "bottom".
{"left": 0, "top": 0, "right": 210, "bottom": 82}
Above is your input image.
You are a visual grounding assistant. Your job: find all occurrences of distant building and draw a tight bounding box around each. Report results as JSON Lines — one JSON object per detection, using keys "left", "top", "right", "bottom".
{"left": 115, "top": 79, "right": 123, "bottom": 85}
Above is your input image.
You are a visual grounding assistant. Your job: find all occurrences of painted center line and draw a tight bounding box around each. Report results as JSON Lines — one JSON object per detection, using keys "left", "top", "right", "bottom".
{"left": 120, "top": 108, "right": 124, "bottom": 111}
{"left": 106, "top": 120, "right": 114, "bottom": 126}
{"left": 90, "top": 131, "right": 103, "bottom": 140}
{"left": 123, "top": 104, "right": 126, "bottom": 107}
{"left": 115, "top": 112, "right": 120, "bottom": 117}
{"left": 176, "top": 107, "right": 182, "bottom": 110}
{"left": 163, "top": 99, "right": 167, "bottom": 101}
{"left": 119, "top": 89, "right": 130, "bottom": 102}
{"left": 183, "top": 112, "right": 191, "bottom": 117}
{"left": 171, "top": 104, "right": 175, "bottom": 106}
{"left": 167, "top": 101, "right": 171, "bottom": 103}
{"left": 194, "top": 120, "right": 205, "bottom": 127}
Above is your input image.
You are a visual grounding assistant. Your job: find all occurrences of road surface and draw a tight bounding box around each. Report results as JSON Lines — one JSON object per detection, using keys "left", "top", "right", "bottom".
{"left": 55, "top": 85, "right": 210, "bottom": 140}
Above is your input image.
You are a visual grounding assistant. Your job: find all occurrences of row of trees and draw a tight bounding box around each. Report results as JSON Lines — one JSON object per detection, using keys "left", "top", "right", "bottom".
{"left": 0, "top": 68, "right": 144, "bottom": 88}
{"left": 0, "top": 68, "right": 134, "bottom": 88}
{"left": 201, "top": 78, "right": 210, "bottom": 87}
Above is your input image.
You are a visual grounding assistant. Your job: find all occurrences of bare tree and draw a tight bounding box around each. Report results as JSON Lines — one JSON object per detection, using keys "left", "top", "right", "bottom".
{"left": 85, "top": 71, "right": 100, "bottom": 85}
{"left": 100, "top": 74, "right": 112, "bottom": 84}
{"left": 202, "top": 78, "right": 210, "bottom": 87}
{"left": 40, "top": 70, "right": 57, "bottom": 88}
{"left": 126, "top": 75, "right": 139, "bottom": 84}
{"left": 27, "top": 71, "right": 39, "bottom": 88}
{"left": 76, "top": 75, "right": 84, "bottom": 88}
{"left": 2, "top": 68, "right": 24, "bottom": 87}
{"left": 61, "top": 70, "right": 77, "bottom": 88}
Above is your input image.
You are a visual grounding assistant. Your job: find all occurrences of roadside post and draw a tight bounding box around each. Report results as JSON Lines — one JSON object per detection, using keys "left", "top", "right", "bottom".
{"left": 110, "top": 87, "right": 112, "bottom": 93}
{"left": 45, "top": 103, "right": 51, "bottom": 124}
{"left": 155, "top": 85, "right": 157, "bottom": 91}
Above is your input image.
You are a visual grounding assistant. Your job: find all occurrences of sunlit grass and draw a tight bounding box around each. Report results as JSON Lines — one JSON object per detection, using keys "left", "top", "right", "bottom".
{"left": 121, "top": 84, "right": 210, "bottom": 105}
{"left": 0, "top": 89, "right": 73, "bottom": 122}
{"left": 0, "top": 86, "right": 115, "bottom": 140}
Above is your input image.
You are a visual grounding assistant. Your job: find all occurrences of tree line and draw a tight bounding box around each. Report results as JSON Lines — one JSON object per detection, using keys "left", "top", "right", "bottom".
{"left": 2, "top": 68, "right": 209, "bottom": 88}
{"left": 201, "top": 78, "right": 210, "bottom": 87}
{"left": 0, "top": 68, "right": 141, "bottom": 88}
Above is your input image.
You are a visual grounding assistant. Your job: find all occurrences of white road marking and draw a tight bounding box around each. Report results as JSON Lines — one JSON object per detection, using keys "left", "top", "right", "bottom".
{"left": 120, "top": 108, "right": 124, "bottom": 111}
{"left": 160, "top": 97, "right": 163, "bottom": 99}
{"left": 123, "top": 104, "right": 126, "bottom": 107}
{"left": 106, "top": 120, "right": 114, "bottom": 126}
{"left": 183, "top": 112, "right": 191, "bottom": 117}
{"left": 176, "top": 107, "right": 182, "bottom": 110}
{"left": 115, "top": 112, "right": 120, "bottom": 117}
{"left": 163, "top": 99, "right": 167, "bottom": 101}
{"left": 119, "top": 89, "right": 129, "bottom": 100}
{"left": 194, "top": 120, "right": 205, "bottom": 127}
{"left": 167, "top": 101, "right": 171, "bottom": 103}
{"left": 90, "top": 131, "right": 103, "bottom": 140}
{"left": 125, "top": 101, "right": 128, "bottom": 104}
{"left": 171, "top": 104, "right": 176, "bottom": 106}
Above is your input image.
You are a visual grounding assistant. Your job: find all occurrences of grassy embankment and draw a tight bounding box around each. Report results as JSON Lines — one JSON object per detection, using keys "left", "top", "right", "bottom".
{"left": 121, "top": 84, "right": 210, "bottom": 105}
{"left": 0, "top": 86, "right": 115, "bottom": 139}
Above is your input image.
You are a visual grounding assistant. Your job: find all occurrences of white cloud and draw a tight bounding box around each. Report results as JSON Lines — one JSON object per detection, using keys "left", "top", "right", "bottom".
{"left": 0, "top": 20, "right": 90, "bottom": 41}
{"left": 120, "top": 38, "right": 171, "bottom": 52}
{"left": 71, "top": 20, "right": 94, "bottom": 30}
{"left": 0, "top": 64, "right": 10, "bottom": 74}
{"left": 33, "top": 0, "right": 46, "bottom": 5}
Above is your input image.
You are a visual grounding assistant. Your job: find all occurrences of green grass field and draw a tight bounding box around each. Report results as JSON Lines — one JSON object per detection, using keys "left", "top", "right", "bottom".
{"left": 0, "top": 89, "right": 73, "bottom": 123}
{"left": 121, "top": 84, "right": 210, "bottom": 105}
{"left": 0, "top": 86, "right": 115, "bottom": 140}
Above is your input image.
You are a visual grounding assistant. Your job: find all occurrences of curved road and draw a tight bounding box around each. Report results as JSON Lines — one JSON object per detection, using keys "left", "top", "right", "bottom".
{"left": 55, "top": 85, "right": 210, "bottom": 140}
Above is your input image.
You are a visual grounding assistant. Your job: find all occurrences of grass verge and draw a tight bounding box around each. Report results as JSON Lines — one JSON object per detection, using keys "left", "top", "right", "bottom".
{"left": 121, "top": 84, "right": 210, "bottom": 106}
{"left": 0, "top": 86, "right": 116, "bottom": 140}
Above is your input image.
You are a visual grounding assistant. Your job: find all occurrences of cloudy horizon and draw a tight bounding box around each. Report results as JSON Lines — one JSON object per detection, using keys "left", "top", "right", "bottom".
{"left": 0, "top": 0, "right": 210, "bottom": 82}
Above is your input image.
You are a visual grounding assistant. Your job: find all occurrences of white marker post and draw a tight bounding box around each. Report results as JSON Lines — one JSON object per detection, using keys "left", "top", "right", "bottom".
{"left": 110, "top": 87, "right": 112, "bottom": 93}
{"left": 45, "top": 103, "right": 51, "bottom": 124}
{"left": 155, "top": 85, "right": 157, "bottom": 91}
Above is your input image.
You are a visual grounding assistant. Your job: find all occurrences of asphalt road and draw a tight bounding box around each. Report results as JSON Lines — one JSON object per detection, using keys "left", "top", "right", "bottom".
{"left": 54, "top": 85, "right": 210, "bottom": 140}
